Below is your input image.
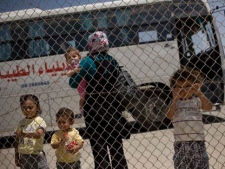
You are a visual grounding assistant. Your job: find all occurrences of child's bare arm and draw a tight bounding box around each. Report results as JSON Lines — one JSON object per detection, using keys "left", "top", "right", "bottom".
{"left": 67, "top": 68, "right": 81, "bottom": 77}
{"left": 197, "top": 92, "right": 213, "bottom": 111}
{"left": 166, "top": 88, "right": 180, "bottom": 119}
{"left": 51, "top": 138, "right": 66, "bottom": 149}
{"left": 16, "top": 128, "right": 44, "bottom": 139}
{"left": 15, "top": 128, "right": 44, "bottom": 139}
{"left": 166, "top": 100, "right": 177, "bottom": 119}
{"left": 192, "top": 83, "right": 213, "bottom": 111}
{"left": 68, "top": 141, "right": 84, "bottom": 154}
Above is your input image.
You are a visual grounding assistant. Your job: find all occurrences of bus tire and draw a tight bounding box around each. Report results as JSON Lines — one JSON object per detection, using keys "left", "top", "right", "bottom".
{"left": 129, "top": 85, "right": 171, "bottom": 129}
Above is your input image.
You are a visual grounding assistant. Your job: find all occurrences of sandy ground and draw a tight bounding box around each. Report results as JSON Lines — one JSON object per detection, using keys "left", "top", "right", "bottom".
{"left": 1, "top": 107, "right": 225, "bottom": 169}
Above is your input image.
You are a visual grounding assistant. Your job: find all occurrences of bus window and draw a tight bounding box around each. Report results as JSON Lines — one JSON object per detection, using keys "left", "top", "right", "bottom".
{"left": 96, "top": 11, "right": 108, "bottom": 29}
{"left": 0, "top": 43, "right": 11, "bottom": 61}
{"left": 191, "top": 29, "right": 210, "bottom": 55}
{"left": 96, "top": 8, "right": 132, "bottom": 46}
{"left": 11, "top": 42, "right": 26, "bottom": 60}
{"left": 157, "top": 22, "right": 173, "bottom": 41}
{"left": 182, "top": 18, "right": 217, "bottom": 57}
{"left": 47, "top": 35, "right": 79, "bottom": 55}
{"left": 28, "top": 39, "right": 49, "bottom": 57}
{"left": 11, "top": 22, "right": 27, "bottom": 40}
{"left": 107, "top": 29, "right": 123, "bottom": 47}
{"left": 59, "top": 35, "right": 76, "bottom": 51}
{"left": 57, "top": 18, "right": 80, "bottom": 36}
{"left": 106, "top": 27, "right": 132, "bottom": 47}
{"left": 131, "top": 22, "right": 173, "bottom": 44}
{"left": 138, "top": 30, "right": 158, "bottom": 43}
{"left": 0, "top": 24, "right": 11, "bottom": 41}
{"left": 29, "top": 21, "right": 45, "bottom": 38}
{"left": 115, "top": 9, "right": 132, "bottom": 45}
{"left": 45, "top": 20, "right": 61, "bottom": 37}
{"left": 80, "top": 12, "right": 95, "bottom": 31}
{"left": 132, "top": 4, "right": 171, "bottom": 25}
{"left": 96, "top": 10, "right": 118, "bottom": 30}
{"left": 62, "top": 40, "right": 75, "bottom": 49}
{"left": 75, "top": 33, "right": 89, "bottom": 51}
{"left": 115, "top": 8, "right": 131, "bottom": 27}
{"left": 120, "top": 28, "right": 130, "bottom": 45}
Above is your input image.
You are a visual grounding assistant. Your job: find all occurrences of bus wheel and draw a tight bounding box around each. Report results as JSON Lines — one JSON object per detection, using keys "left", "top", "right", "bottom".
{"left": 144, "top": 95, "right": 169, "bottom": 122}
{"left": 129, "top": 89, "right": 171, "bottom": 129}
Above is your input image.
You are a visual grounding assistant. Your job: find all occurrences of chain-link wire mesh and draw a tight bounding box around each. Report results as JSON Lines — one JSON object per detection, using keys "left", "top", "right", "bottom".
{"left": 0, "top": 0, "right": 225, "bottom": 168}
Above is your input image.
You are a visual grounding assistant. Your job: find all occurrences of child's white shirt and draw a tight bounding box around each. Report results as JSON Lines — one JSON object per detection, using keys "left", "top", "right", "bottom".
{"left": 172, "top": 97, "right": 205, "bottom": 142}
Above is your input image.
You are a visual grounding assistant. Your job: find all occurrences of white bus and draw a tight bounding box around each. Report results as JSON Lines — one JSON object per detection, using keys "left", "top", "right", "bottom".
{"left": 0, "top": 0, "right": 224, "bottom": 132}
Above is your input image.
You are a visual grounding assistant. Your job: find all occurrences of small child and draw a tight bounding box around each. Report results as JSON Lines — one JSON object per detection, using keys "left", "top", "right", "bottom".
{"left": 166, "top": 67, "right": 213, "bottom": 169}
{"left": 14, "top": 94, "right": 49, "bottom": 169}
{"left": 51, "top": 107, "right": 84, "bottom": 169}
{"left": 64, "top": 47, "right": 86, "bottom": 114}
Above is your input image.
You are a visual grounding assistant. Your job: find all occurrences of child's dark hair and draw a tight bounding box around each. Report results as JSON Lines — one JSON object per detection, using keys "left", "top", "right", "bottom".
{"left": 56, "top": 107, "right": 75, "bottom": 121}
{"left": 170, "top": 67, "right": 204, "bottom": 88}
{"left": 20, "top": 94, "right": 42, "bottom": 114}
{"left": 64, "top": 47, "right": 81, "bottom": 59}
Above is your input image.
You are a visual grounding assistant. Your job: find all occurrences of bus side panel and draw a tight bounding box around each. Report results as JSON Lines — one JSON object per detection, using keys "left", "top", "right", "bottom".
{"left": 0, "top": 55, "right": 81, "bottom": 132}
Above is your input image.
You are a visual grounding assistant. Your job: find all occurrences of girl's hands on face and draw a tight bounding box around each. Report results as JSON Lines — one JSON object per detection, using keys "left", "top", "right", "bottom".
{"left": 191, "top": 83, "right": 201, "bottom": 95}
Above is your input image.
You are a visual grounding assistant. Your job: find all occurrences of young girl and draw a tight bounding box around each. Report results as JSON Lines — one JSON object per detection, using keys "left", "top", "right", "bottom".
{"left": 14, "top": 94, "right": 49, "bottom": 169}
{"left": 166, "top": 67, "right": 213, "bottom": 169}
{"left": 51, "top": 107, "right": 84, "bottom": 169}
{"left": 64, "top": 47, "right": 86, "bottom": 114}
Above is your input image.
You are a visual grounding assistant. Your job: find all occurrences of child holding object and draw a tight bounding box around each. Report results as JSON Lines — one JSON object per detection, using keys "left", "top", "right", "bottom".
{"left": 14, "top": 94, "right": 49, "bottom": 169}
{"left": 51, "top": 107, "right": 84, "bottom": 169}
{"left": 166, "top": 67, "right": 213, "bottom": 169}
{"left": 64, "top": 47, "right": 86, "bottom": 114}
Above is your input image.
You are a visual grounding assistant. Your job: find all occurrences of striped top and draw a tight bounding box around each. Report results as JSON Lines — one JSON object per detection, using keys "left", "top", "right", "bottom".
{"left": 172, "top": 97, "right": 205, "bottom": 142}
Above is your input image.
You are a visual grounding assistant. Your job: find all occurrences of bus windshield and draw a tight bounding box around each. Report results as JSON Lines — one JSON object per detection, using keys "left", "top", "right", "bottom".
{"left": 181, "top": 17, "right": 216, "bottom": 57}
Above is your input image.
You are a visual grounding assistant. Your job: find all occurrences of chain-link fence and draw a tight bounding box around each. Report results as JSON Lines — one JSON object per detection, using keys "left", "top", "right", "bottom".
{"left": 0, "top": 0, "right": 225, "bottom": 168}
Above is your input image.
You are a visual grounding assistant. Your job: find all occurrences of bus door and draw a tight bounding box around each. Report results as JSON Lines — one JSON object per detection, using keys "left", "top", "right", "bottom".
{"left": 176, "top": 16, "right": 224, "bottom": 105}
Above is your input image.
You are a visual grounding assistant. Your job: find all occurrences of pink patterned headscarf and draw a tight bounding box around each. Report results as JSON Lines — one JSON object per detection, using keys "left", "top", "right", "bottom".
{"left": 87, "top": 31, "right": 109, "bottom": 54}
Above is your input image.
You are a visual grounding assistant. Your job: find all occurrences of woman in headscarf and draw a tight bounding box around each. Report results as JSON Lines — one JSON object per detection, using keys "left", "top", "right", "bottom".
{"left": 69, "top": 31, "right": 131, "bottom": 169}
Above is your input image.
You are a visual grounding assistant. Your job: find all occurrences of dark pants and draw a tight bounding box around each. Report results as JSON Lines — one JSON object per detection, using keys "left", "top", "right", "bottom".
{"left": 90, "top": 136, "right": 128, "bottom": 169}
{"left": 20, "top": 152, "right": 49, "bottom": 169}
{"left": 173, "top": 141, "right": 209, "bottom": 169}
{"left": 56, "top": 160, "right": 81, "bottom": 169}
